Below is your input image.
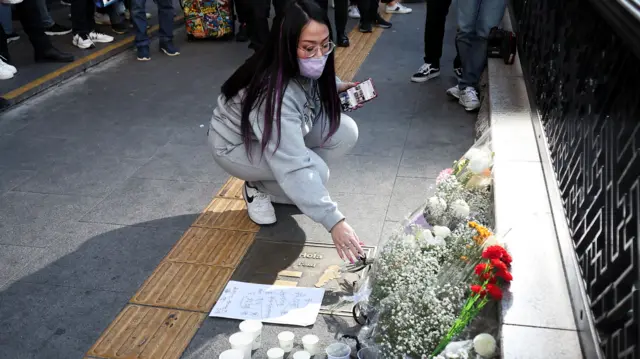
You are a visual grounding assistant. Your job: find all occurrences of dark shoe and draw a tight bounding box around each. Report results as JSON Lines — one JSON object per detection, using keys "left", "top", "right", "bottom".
{"left": 337, "top": 33, "right": 350, "bottom": 47}
{"left": 137, "top": 46, "right": 151, "bottom": 61}
{"left": 45, "top": 23, "right": 72, "bottom": 36}
{"left": 160, "top": 41, "right": 180, "bottom": 56}
{"left": 236, "top": 23, "right": 248, "bottom": 42}
{"left": 112, "top": 22, "right": 129, "bottom": 35}
{"left": 375, "top": 15, "right": 392, "bottom": 29}
{"left": 35, "top": 47, "right": 74, "bottom": 63}
{"left": 359, "top": 22, "right": 373, "bottom": 33}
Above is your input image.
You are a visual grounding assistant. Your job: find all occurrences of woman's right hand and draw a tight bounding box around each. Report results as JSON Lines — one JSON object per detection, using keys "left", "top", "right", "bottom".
{"left": 330, "top": 220, "right": 364, "bottom": 263}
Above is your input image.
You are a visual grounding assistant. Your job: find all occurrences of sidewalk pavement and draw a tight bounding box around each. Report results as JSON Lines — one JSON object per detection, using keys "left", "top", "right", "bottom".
{"left": 0, "top": 4, "right": 475, "bottom": 359}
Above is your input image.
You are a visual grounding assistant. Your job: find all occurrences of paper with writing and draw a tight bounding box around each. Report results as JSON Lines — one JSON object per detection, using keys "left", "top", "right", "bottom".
{"left": 209, "top": 281, "right": 325, "bottom": 327}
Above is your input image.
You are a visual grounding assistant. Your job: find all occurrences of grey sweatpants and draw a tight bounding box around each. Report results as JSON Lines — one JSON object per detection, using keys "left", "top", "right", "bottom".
{"left": 209, "top": 114, "right": 359, "bottom": 204}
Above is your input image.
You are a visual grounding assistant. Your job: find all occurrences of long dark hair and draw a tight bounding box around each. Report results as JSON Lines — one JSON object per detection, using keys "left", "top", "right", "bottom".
{"left": 220, "top": 0, "right": 341, "bottom": 158}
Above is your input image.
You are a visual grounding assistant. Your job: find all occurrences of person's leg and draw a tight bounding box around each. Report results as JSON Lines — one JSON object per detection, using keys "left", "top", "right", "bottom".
{"left": 411, "top": 0, "right": 451, "bottom": 82}
{"left": 0, "top": 5, "right": 14, "bottom": 35}
{"left": 155, "top": 0, "right": 177, "bottom": 52}
{"left": 423, "top": 0, "right": 451, "bottom": 68}
{"left": 455, "top": 0, "right": 480, "bottom": 90}
{"left": 0, "top": 24, "right": 9, "bottom": 63}
{"left": 234, "top": 0, "right": 250, "bottom": 41}
{"left": 130, "top": 0, "right": 149, "bottom": 46}
{"left": 15, "top": 0, "right": 74, "bottom": 62}
{"left": 71, "top": 0, "right": 90, "bottom": 35}
{"left": 36, "top": 0, "right": 55, "bottom": 28}
{"left": 335, "top": 0, "right": 349, "bottom": 46}
{"left": 246, "top": 0, "right": 270, "bottom": 50}
{"left": 208, "top": 131, "right": 329, "bottom": 207}
{"left": 106, "top": 2, "right": 128, "bottom": 33}
{"left": 357, "top": 0, "right": 373, "bottom": 31}
{"left": 303, "top": 113, "right": 359, "bottom": 164}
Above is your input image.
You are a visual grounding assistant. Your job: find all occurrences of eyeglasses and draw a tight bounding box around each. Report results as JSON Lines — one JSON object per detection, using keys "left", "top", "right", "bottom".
{"left": 299, "top": 41, "right": 336, "bottom": 58}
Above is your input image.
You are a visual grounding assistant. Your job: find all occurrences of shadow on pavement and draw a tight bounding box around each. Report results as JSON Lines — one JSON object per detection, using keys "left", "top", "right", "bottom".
{"left": 0, "top": 210, "right": 328, "bottom": 359}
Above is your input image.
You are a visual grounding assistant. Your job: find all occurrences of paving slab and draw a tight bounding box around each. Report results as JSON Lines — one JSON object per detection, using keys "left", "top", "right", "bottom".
{"left": 80, "top": 177, "right": 219, "bottom": 229}
{"left": 16, "top": 222, "right": 185, "bottom": 292}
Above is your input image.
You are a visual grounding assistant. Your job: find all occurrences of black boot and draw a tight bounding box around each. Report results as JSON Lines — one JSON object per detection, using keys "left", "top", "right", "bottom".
{"left": 35, "top": 47, "right": 74, "bottom": 63}
{"left": 337, "top": 33, "right": 350, "bottom": 47}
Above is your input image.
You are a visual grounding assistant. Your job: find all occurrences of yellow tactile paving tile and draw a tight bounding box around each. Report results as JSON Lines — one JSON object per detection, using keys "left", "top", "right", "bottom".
{"left": 165, "top": 227, "right": 254, "bottom": 267}
{"left": 87, "top": 305, "right": 204, "bottom": 359}
{"left": 335, "top": 13, "right": 392, "bottom": 81}
{"left": 193, "top": 198, "right": 260, "bottom": 232}
{"left": 131, "top": 262, "right": 233, "bottom": 312}
{"left": 215, "top": 177, "right": 244, "bottom": 199}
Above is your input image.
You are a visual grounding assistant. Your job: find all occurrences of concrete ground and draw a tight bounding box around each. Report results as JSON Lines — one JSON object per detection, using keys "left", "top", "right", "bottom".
{"left": 0, "top": 3, "right": 475, "bottom": 359}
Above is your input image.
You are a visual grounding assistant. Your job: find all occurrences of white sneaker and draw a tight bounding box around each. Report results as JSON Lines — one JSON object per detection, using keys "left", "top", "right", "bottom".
{"left": 0, "top": 59, "right": 17, "bottom": 75}
{"left": 411, "top": 63, "right": 440, "bottom": 82}
{"left": 0, "top": 66, "right": 13, "bottom": 80}
{"left": 348, "top": 5, "right": 360, "bottom": 19}
{"left": 243, "top": 183, "right": 277, "bottom": 225}
{"left": 386, "top": 3, "right": 412, "bottom": 14}
{"left": 446, "top": 86, "right": 461, "bottom": 99}
{"left": 0, "top": 0, "right": 23, "bottom": 4}
{"left": 73, "top": 34, "right": 95, "bottom": 49}
{"left": 89, "top": 31, "right": 114, "bottom": 43}
{"left": 94, "top": 12, "right": 111, "bottom": 25}
{"left": 459, "top": 87, "right": 480, "bottom": 111}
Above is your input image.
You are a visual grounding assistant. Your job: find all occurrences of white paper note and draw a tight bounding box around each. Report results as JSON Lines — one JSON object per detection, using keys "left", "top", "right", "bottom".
{"left": 209, "top": 281, "right": 325, "bottom": 327}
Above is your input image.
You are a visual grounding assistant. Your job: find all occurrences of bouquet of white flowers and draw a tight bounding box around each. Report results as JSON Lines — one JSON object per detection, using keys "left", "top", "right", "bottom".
{"left": 348, "top": 132, "right": 511, "bottom": 359}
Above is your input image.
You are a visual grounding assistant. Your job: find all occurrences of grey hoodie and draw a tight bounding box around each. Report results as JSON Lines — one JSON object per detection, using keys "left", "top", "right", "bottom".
{"left": 210, "top": 77, "right": 345, "bottom": 232}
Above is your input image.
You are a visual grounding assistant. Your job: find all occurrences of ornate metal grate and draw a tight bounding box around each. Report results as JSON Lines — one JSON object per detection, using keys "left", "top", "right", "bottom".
{"left": 512, "top": 0, "right": 640, "bottom": 358}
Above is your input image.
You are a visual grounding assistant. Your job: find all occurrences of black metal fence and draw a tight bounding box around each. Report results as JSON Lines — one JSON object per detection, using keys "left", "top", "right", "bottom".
{"left": 511, "top": 0, "right": 640, "bottom": 358}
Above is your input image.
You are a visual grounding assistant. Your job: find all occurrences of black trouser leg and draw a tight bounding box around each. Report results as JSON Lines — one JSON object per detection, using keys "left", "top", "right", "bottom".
{"left": 244, "top": 0, "right": 271, "bottom": 49}
{"left": 423, "top": 0, "right": 452, "bottom": 68}
{"left": 314, "top": 0, "right": 328, "bottom": 10}
{"left": 71, "top": 0, "right": 95, "bottom": 35}
{"left": 357, "top": 0, "right": 378, "bottom": 25}
{"left": 15, "top": 0, "right": 52, "bottom": 55}
{"left": 0, "top": 26, "right": 9, "bottom": 62}
{"left": 335, "top": 0, "right": 348, "bottom": 36}
{"left": 272, "top": 0, "right": 287, "bottom": 15}
{"left": 235, "top": 0, "right": 250, "bottom": 23}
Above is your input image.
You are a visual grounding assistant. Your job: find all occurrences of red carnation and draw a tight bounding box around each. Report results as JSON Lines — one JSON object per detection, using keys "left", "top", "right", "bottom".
{"left": 475, "top": 263, "right": 490, "bottom": 276}
{"left": 501, "top": 251, "right": 513, "bottom": 265}
{"left": 486, "top": 284, "right": 503, "bottom": 300}
{"left": 496, "top": 270, "right": 513, "bottom": 282}
{"left": 470, "top": 285, "right": 486, "bottom": 297}
{"left": 482, "top": 245, "right": 504, "bottom": 260}
{"left": 491, "top": 258, "right": 508, "bottom": 272}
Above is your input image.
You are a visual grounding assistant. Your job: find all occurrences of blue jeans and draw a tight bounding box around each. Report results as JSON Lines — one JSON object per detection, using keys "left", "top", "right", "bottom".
{"left": 0, "top": 4, "right": 12, "bottom": 34}
{"left": 37, "top": 0, "right": 55, "bottom": 28}
{"left": 131, "top": 0, "right": 174, "bottom": 47}
{"left": 456, "top": 0, "right": 506, "bottom": 89}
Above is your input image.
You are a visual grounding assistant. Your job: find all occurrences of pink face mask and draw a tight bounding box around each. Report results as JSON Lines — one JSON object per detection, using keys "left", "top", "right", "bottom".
{"left": 298, "top": 54, "right": 329, "bottom": 80}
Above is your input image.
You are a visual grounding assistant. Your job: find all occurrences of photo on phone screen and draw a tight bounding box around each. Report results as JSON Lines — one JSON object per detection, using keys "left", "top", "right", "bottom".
{"left": 340, "top": 79, "right": 377, "bottom": 111}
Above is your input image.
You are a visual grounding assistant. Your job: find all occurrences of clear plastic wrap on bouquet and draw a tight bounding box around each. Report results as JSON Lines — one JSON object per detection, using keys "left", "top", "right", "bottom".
{"left": 350, "top": 131, "right": 498, "bottom": 358}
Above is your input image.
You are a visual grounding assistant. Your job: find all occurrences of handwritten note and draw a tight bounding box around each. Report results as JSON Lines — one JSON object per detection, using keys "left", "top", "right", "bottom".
{"left": 209, "top": 281, "right": 325, "bottom": 327}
